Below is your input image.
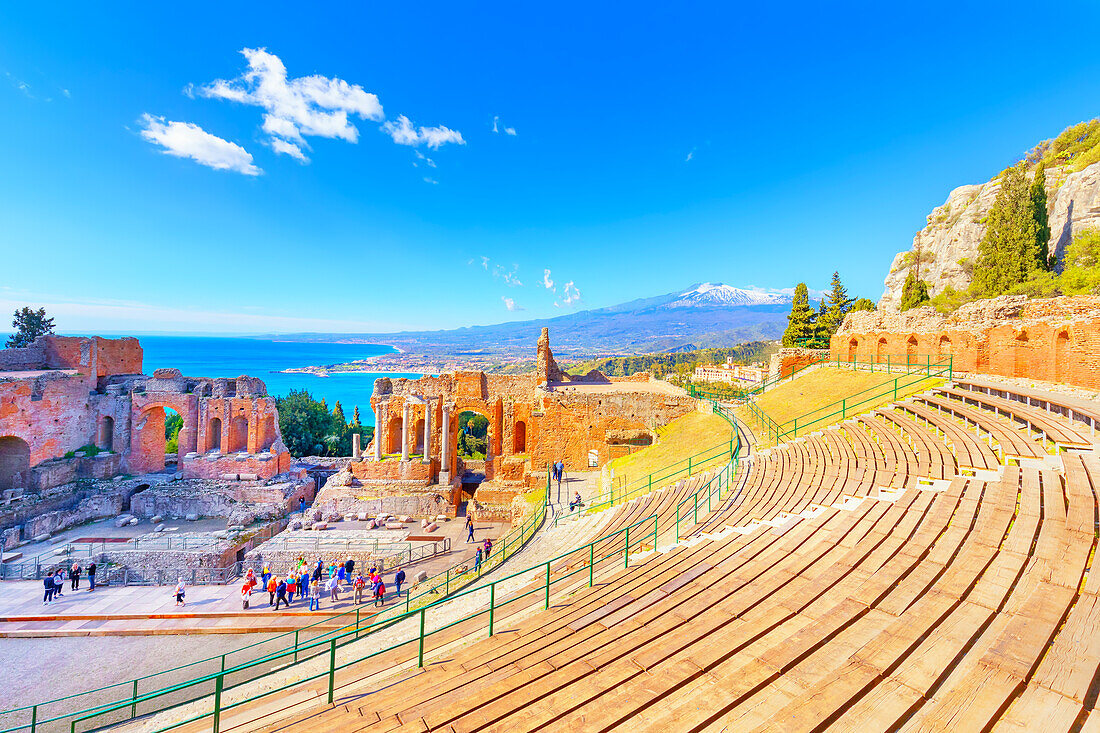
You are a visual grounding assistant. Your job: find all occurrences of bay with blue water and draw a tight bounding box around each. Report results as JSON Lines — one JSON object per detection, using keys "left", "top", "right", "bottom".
{"left": 137, "top": 336, "right": 420, "bottom": 426}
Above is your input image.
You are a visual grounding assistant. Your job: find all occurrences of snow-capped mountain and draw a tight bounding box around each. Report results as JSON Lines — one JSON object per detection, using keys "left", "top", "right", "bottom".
{"left": 665, "top": 283, "right": 792, "bottom": 308}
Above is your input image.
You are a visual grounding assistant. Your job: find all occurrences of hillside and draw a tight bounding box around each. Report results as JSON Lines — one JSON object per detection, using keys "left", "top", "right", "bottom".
{"left": 880, "top": 119, "right": 1100, "bottom": 311}
{"left": 275, "top": 283, "right": 793, "bottom": 355}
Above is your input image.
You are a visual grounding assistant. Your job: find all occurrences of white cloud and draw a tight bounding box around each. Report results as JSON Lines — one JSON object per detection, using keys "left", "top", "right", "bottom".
{"left": 383, "top": 115, "right": 465, "bottom": 149}
{"left": 423, "top": 176, "right": 438, "bottom": 185}
{"left": 270, "top": 138, "right": 308, "bottom": 162}
{"left": 480, "top": 256, "right": 490, "bottom": 270}
{"left": 493, "top": 115, "right": 517, "bottom": 136}
{"left": 415, "top": 150, "right": 437, "bottom": 167}
{"left": 199, "top": 47, "right": 384, "bottom": 161}
{"left": 685, "top": 149, "right": 695, "bottom": 162}
{"left": 139, "top": 114, "right": 261, "bottom": 175}
{"left": 502, "top": 296, "right": 524, "bottom": 311}
{"left": 493, "top": 263, "right": 522, "bottom": 287}
{"left": 542, "top": 269, "right": 554, "bottom": 290}
{"left": 561, "top": 281, "right": 581, "bottom": 305}
{"left": 62, "top": 88, "right": 71, "bottom": 98}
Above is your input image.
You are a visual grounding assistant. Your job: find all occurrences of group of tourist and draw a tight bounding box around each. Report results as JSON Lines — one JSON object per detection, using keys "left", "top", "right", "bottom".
{"left": 42, "top": 561, "right": 97, "bottom": 604}
{"left": 240, "top": 557, "right": 407, "bottom": 612}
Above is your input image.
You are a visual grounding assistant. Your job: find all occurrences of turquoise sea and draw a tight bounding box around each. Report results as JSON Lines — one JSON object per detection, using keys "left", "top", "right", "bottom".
{"left": 137, "top": 336, "right": 419, "bottom": 426}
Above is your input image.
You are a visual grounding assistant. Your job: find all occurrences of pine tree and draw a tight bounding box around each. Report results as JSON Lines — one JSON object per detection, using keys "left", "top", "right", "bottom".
{"left": 818, "top": 271, "right": 853, "bottom": 336}
{"left": 332, "top": 400, "right": 346, "bottom": 425}
{"left": 850, "top": 298, "right": 876, "bottom": 312}
{"left": 900, "top": 272, "right": 930, "bottom": 310}
{"left": 351, "top": 406, "right": 361, "bottom": 427}
{"left": 973, "top": 163, "right": 1040, "bottom": 296}
{"left": 7, "top": 307, "right": 55, "bottom": 348}
{"left": 1030, "top": 163, "right": 1051, "bottom": 270}
{"left": 781, "top": 283, "right": 817, "bottom": 347}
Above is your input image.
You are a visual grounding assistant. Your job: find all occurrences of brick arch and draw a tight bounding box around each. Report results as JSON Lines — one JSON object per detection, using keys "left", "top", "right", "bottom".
{"left": 937, "top": 334, "right": 952, "bottom": 360}
{"left": 846, "top": 337, "right": 858, "bottom": 362}
{"left": 228, "top": 412, "right": 248, "bottom": 453}
{"left": 1055, "top": 329, "right": 1070, "bottom": 383}
{"left": 905, "top": 335, "right": 918, "bottom": 365}
{"left": 208, "top": 417, "right": 222, "bottom": 452}
{"left": 0, "top": 436, "right": 30, "bottom": 491}
{"left": 132, "top": 403, "right": 183, "bottom": 474}
{"left": 875, "top": 336, "right": 888, "bottom": 364}
{"left": 1014, "top": 330, "right": 1031, "bottom": 378}
{"left": 453, "top": 403, "right": 494, "bottom": 461}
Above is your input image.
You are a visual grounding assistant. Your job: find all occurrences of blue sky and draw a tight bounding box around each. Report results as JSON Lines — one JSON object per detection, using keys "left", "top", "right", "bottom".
{"left": 2, "top": 2, "right": 1099, "bottom": 335}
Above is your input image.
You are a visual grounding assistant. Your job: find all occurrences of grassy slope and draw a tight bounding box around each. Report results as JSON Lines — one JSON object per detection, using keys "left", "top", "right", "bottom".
{"left": 606, "top": 411, "right": 735, "bottom": 494}
{"left": 737, "top": 366, "right": 943, "bottom": 445}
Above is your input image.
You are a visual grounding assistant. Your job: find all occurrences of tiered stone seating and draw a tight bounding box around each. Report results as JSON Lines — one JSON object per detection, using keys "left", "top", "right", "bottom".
{"left": 157, "top": 380, "right": 1100, "bottom": 733}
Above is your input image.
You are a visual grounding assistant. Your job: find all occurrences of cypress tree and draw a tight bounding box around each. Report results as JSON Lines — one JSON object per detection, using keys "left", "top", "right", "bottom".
{"left": 332, "top": 400, "right": 345, "bottom": 425}
{"left": 1030, "top": 163, "right": 1051, "bottom": 270}
{"left": 351, "top": 405, "right": 361, "bottom": 427}
{"left": 973, "top": 163, "right": 1039, "bottom": 296}
{"left": 818, "top": 271, "right": 853, "bottom": 336}
{"left": 781, "top": 283, "right": 817, "bottom": 347}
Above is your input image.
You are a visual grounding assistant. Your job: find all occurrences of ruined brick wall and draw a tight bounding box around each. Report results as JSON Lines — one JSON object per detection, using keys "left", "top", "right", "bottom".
{"left": 769, "top": 348, "right": 829, "bottom": 380}
{"left": 831, "top": 295, "right": 1100, "bottom": 389}
{"left": 0, "top": 372, "right": 103, "bottom": 467}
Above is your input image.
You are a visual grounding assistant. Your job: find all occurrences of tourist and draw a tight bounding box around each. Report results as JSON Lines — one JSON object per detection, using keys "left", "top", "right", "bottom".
{"left": 261, "top": 564, "right": 271, "bottom": 588}
{"left": 70, "top": 561, "right": 81, "bottom": 590}
{"left": 241, "top": 581, "right": 252, "bottom": 610}
{"left": 300, "top": 570, "right": 310, "bottom": 601}
{"left": 466, "top": 515, "right": 475, "bottom": 543}
{"left": 337, "top": 562, "right": 347, "bottom": 587}
{"left": 274, "top": 578, "right": 288, "bottom": 611}
{"left": 43, "top": 573, "right": 55, "bottom": 605}
{"left": 309, "top": 578, "right": 321, "bottom": 611}
{"left": 393, "top": 568, "right": 405, "bottom": 597}
{"left": 326, "top": 573, "right": 340, "bottom": 602}
{"left": 174, "top": 578, "right": 186, "bottom": 607}
{"left": 353, "top": 572, "right": 366, "bottom": 604}
{"left": 87, "top": 561, "right": 96, "bottom": 592}
{"left": 570, "top": 491, "right": 583, "bottom": 512}
{"left": 345, "top": 557, "right": 355, "bottom": 585}
{"left": 299, "top": 497, "right": 305, "bottom": 513}
{"left": 53, "top": 569, "right": 65, "bottom": 597}
{"left": 555, "top": 460, "right": 565, "bottom": 493}
{"left": 267, "top": 576, "right": 277, "bottom": 606}
{"left": 483, "top": 538, "right": 493, "bottom": 558}
{"left": 312, "top": 559, "right": 323, "bottom": 583}
{"left": 374, "top": 577, "right": 386, "bottom": 606}
{"left": 474, "top": 548, "right": 482, "bottom": 573}
{"left": 245, "top": 567, "right": 258, "bottom": 592}
{"left": 286, "top": 575, "right": 296, "bottom": 605}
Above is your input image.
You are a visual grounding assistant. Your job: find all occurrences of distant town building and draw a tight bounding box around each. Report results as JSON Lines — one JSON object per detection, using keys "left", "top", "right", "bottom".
{"left": 692, "top": 359, "right": 766, "bottom": 385}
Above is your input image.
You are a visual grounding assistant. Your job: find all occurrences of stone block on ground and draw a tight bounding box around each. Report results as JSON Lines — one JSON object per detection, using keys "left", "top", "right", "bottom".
{"left": 128, "top": 517, "right": 139, "bottom": 525}
{"left": 312, "top": 521, "right": 328, "bottom": 531}
{"left": 52, "top": 547, "right": 67, "bottom": 556}
{"left": 150, "top": 515, "right": 164, "bottom": 524}
{"left": 311, "top": 510, "right": 323, "bottom": 522}
{"left": 185, "top": 513, "right": 199, "bottom": 521}
{"left": 154, "top": 524, "right": 166, "bottom": 532}
{"left": 357, "top": 512, "right": 368, "bottom": 521}
{"left": 220, "top": 473, "right": 239, "bottom": 481}
{"left": 324, "top": 512, "right": 342, "bottom": 523}
{"left": 114, "top": 515, "right": 134, "bottom": 528}
{"left": 415, "top": 570, "right": 428, "bottom": 583}
{"left": 385, "top": 522, "right": 404, "bottom": 530}
{"left": 290, "top": 520, "right": 302, "bottom": 530}
{"left": 238, "top": 473, "right": 259, "bottom": 481}
{"left": 32, "top": 533, "right": 51, "bottom": 543}
{"left": 421, "top": 519, "right": 429, "bottom": 529}
{"left": 435, "top": 515, "right": 449, "bottom": 522}
{"left": 425, "top": 522, "right": 438, "bottom": 532}
{"left": 400, "top": 515, "right": 413, "bottom": 523}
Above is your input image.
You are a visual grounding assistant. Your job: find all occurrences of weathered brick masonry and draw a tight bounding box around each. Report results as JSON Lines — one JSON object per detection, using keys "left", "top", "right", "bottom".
{"left": 830, "top": 295, "right": 1100, "bottom": 389}
{"left": 0, "top": 335, "right": 291, "bottom": 492}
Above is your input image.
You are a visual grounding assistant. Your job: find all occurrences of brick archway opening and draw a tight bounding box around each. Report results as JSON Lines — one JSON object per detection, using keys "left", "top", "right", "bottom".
{"left": 1055, "top": 330, "right": 1070, "bottom": 383}
{"left": 386, "top": 415, "right": 402, "bottom": 454}
{"left": 1014, "top": 332, "right": 1030, "bottom": 378}
{"left": 96, "top": 416, "right": 114, "bottom": 451}
{"left": 876, "top": 337, "right": 888, "bottom": 364}
{"left": 228, "top": 414, "right": 248, "bottom": 453}
{"left": 208, "top": 417, "right": 222, "bottom": 453}
{"left": 0, "top": 436, "right": 30, "bottom": 491}
{"left": 847, "top": 338, "right": 858, "bottom": 362}
{"left": 514, "top": 420, "right": 527, "bottom": 454}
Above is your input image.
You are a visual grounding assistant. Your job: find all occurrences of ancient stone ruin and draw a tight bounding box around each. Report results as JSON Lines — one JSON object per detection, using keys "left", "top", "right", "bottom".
{"left": 831, "top": 294, "right": 1100, "bottom": 391}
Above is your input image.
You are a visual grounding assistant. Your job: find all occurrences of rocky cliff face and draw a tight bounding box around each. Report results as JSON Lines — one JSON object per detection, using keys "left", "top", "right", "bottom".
{"left": 879, "top": 160, "right": 1100, "bottom": 312}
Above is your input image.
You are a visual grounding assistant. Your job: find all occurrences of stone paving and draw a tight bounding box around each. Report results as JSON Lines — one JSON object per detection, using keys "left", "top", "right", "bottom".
{"left": 0, "top": 516, "right": 509, "bottom": 637}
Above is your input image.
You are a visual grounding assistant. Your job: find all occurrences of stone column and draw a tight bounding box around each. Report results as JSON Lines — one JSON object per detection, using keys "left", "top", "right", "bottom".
{"left": 401, "top": 403, "right": 410, "bottom": 461}
{"left": 373, "top": 403, "right": 383, "bottom": 461}
{"left": 352, "top": 432, "right": 361, "bottom": 459}
{"left": 422, "top": 401, "right": 432, "bottom": 464}
{"left": 439, "top": 402, "right": 452, "bottom": 485}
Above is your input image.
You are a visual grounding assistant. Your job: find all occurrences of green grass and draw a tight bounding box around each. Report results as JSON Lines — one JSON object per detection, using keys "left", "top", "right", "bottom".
{"left": 736, "top": 366, "right": 944, "bottom": 446}
{"left": 606, "top": 411, "right": 734, "bottom": 492}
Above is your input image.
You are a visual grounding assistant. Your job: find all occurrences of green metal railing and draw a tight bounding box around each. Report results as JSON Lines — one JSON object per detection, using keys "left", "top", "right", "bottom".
{"left": 5, "top": 415, "right": 744, "bottom": 733}
{"left": 739, "top": 356, "right": 953, "bottom": 446}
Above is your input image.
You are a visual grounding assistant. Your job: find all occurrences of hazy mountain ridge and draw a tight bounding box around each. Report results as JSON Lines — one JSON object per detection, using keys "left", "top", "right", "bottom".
{"left": 271, "top": 283, "right": 790, "bottom": 355}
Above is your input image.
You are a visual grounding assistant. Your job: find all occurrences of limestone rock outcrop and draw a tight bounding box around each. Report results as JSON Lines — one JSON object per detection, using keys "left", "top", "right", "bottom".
{"left": 880, "top": 161, "right": 1100, "bottom": 312}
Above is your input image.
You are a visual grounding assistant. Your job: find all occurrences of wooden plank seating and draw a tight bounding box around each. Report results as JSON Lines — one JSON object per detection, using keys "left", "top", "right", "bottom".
{"left": 956, "top": 375, "right": 1100, "bottom": 439}
{"left": 914, "top": 392, "right": 1046, "bottom": 462}
{"left": 937, "top": 384, "right": 1094, "bottom": 450}
{"left": 892, "top": 400, "right": 1001, "bottom": 472}
{"left": 143, "top": 387, "right": 1100, "bottom": 733}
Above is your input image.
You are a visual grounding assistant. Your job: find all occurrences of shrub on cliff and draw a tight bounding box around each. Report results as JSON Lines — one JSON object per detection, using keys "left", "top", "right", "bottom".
{"left": 1061, "top": 229, "right": 1100, "bottom": 295}
{"left": 899, "top": 272, "right": 930, "bottom": 310}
